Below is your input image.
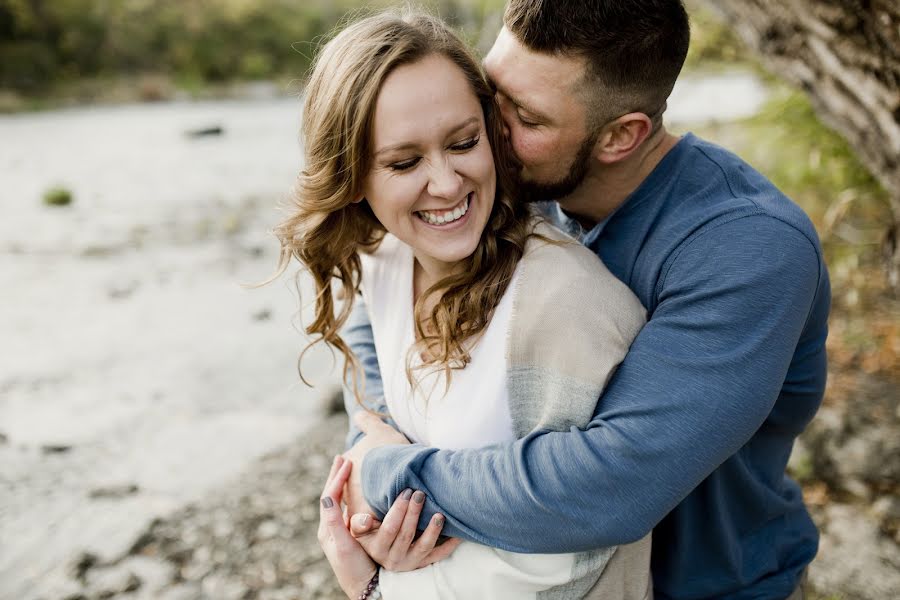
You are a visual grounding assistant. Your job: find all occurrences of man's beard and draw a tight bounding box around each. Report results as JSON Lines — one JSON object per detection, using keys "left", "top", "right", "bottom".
{"left": 517, "top": 133, "right": 597, "bottom": 204}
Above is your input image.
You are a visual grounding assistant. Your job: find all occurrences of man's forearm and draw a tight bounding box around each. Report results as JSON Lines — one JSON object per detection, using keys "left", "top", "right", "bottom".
{"left": 362, "top": 393, "right": 700, "bottom": 551}
{"left": 362, "top": 425, "right": 668, "bottom": 551}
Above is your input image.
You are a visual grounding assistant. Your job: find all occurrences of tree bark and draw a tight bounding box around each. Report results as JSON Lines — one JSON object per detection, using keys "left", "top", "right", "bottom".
{"left": 701, "top": 0, "right": 900, "bottom": 283}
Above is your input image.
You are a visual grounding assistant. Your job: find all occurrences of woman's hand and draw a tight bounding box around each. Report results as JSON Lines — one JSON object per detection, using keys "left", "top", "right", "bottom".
{"left": 348, "top": 488, "right": 462, "bottom": 571}
{"left": 318, "top": 455, "right": 377, "bottom": 599}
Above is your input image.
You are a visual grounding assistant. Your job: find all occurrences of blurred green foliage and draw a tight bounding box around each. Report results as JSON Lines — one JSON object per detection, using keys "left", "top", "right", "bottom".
{"left": 0, "top": 0, "right": 505, "bottom": 93}
{"left": 737, "top": 89, "right": 887, "bottom": 225}
{"left": 0, "top": 0, "right": 346, "bottom": 89}
{"left": 684, "top": 5, "right": 750, "bottom": 70}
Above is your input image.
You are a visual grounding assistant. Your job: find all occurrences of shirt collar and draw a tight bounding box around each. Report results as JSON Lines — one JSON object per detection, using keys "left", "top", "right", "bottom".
{"left": 546, "top": 201, "right": 615, "bottom": 245}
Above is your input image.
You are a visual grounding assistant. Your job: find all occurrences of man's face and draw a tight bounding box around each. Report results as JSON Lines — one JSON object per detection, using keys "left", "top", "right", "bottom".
{"left": 484, "top": 27, "right": 597, "bottom": 202}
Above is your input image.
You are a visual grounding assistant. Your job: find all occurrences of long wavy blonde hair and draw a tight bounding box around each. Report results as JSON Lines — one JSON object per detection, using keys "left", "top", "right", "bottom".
{"left": 274, "top": 9, "right": 534, "bottom": 403}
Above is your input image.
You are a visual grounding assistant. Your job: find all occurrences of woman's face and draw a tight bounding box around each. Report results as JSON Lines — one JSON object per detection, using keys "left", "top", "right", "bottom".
{"left": 361, "top": 53, "right": 496, "bottom": 274}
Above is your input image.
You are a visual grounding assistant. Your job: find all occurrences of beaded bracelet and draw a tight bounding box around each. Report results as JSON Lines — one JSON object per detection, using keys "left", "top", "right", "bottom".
{"left": 358, "top": 570, "right": 381, "bottom": 600}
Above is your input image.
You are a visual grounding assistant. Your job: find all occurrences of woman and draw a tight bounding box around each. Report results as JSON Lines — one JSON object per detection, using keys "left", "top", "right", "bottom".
{"left": 275, "top": 9, "right": 651, "bottom": 600}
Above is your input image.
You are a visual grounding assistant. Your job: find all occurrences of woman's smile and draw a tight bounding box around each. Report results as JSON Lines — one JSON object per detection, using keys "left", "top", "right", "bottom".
{"left": 416, "top": 192, "right": 473, "bottom": 227}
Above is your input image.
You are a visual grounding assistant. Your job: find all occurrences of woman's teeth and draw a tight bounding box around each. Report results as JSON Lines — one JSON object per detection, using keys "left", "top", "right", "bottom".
{"left": 417, "top": 194, "right": 471, "bottom": 225}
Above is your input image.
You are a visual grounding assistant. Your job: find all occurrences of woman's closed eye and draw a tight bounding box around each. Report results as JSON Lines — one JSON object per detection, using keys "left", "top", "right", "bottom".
{"left": 388, "top": 157, "right": 421, "bottom": 172}
{"left": 450, "top": 136, "right": 480, "bottom": 152}
{"left": 387, "top": 136, "right": 480, "bottom": 172}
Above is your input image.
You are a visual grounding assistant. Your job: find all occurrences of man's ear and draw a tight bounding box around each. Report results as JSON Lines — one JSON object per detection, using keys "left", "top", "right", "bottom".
{"left": 593, "top": 112, "right": 653, "bottom": 164}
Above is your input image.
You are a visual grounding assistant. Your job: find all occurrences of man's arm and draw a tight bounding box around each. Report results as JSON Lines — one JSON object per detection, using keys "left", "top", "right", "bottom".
{"left": 360, "top": 216, "right": 829, "bottom": 552}
{"left": 341, "top": 294, "right": 390, "bottom": 449}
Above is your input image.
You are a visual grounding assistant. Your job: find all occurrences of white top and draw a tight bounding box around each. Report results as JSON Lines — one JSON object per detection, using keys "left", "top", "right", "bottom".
{"left": 359, "top": 234, "right": 579, "bottom": 600}
{"left": 360, "top": 234, "right": 517, "bottom": 450}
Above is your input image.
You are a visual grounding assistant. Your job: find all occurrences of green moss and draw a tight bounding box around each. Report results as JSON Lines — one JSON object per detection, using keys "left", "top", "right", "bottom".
{"left": 42, "top": 186, "right": 73, "bottom": 207}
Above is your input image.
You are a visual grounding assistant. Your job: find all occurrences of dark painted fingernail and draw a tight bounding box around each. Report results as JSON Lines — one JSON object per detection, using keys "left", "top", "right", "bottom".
{"left": 434, "top": 515, "right": 444, "bottom": 527}
{"left": 413, "top": 490, "right": 425, "bottom": 504}
{"left": 321, "top": 497, "right": 334, "bottom": 509}
{"left": 402, "top": 488, "right": 413, "bottom": 500}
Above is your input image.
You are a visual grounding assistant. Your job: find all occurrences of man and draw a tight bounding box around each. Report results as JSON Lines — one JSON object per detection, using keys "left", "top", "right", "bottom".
{"left": 341, "top": 1, "right": 831, "bottom": 598}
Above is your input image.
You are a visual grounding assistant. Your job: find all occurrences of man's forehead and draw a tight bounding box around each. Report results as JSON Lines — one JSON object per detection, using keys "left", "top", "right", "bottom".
{"left": 485, "top": 27, "right": 586, "bottom": 100}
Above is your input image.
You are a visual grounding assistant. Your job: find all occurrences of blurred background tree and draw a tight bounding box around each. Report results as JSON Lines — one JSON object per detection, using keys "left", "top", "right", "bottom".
{"left": 702, "top": 0, "right": 899, "bottom": 285}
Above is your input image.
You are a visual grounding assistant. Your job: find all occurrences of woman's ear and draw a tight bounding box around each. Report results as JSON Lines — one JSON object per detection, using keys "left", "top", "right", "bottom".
{"left": 352, "top": 194, "right": 365, "bottom": 204}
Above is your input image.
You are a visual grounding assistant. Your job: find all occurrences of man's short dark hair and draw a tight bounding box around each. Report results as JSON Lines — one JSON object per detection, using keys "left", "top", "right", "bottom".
{"left": 505, "top": 0, "right": 690, "bottom": 128}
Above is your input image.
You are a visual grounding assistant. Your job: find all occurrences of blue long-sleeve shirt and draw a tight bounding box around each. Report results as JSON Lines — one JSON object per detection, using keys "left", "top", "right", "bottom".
{"left": 344, "top": 133, "right": 831, "bottom": 599}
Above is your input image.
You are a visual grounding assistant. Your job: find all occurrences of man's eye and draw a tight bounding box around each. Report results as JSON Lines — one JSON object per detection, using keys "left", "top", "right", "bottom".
{"left": 389, "top": 158, "right": 420, "bottom": 171}
{"left": 518, "top": 114, "right": 539, "bottom": 128}
{"left": 450, "top": 136, "right": 480, "bottom": 151}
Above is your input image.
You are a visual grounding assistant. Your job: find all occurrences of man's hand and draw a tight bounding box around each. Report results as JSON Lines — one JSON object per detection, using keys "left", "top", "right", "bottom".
{"left": 342, "top": 411, "right": 410, "bottom": 518}
{"left": 348, "top": 489, "right": 461, "bottom": 571}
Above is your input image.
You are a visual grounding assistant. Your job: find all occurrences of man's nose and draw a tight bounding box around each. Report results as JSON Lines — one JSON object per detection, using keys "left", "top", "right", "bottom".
{"left": 427, "top": 158, "right": 463, "bottom": 199}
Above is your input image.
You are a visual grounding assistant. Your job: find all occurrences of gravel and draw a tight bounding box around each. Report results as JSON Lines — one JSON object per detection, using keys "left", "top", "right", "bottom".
{"left": 63, "top": 415, "right": 348, "bottom": 600}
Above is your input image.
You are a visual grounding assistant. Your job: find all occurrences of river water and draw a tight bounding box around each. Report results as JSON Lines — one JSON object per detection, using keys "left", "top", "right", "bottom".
{"left": 0, "top": 72, "right": 768, "bottom": 599}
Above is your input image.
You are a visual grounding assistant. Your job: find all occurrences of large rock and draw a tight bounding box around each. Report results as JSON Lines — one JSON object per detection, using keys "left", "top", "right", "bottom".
{"left": 811, "top": 503, "right": 900, "bottom": 599}
{"left": 800, "top": 374, "right": 900, "bottom": 498}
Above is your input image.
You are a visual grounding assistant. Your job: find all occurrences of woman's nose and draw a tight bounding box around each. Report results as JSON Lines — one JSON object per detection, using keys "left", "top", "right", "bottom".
{"left": 426, "top": 158, "right": 463, "bottom": 200}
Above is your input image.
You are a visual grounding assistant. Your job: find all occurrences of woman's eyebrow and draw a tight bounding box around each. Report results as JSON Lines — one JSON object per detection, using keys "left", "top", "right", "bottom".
{"left": 374, "top": 141, "right": 417, "bottom": 157}
{"left": 374, "top": 116, "right": 480, "bottom": 156}
{"left": 446, "top": 116, "right": 480, "bottom": 136}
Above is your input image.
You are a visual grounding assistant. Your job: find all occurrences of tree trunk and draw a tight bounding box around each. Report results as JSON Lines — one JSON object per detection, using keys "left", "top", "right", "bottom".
{"left": 701, "top": 0, "right": 900, "bottom": 284}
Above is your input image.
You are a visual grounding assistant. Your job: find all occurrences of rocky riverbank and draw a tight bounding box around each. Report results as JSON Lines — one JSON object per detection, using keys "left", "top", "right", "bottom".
{"left": 54, "top": 411, "right": 348, "bottom": 600}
